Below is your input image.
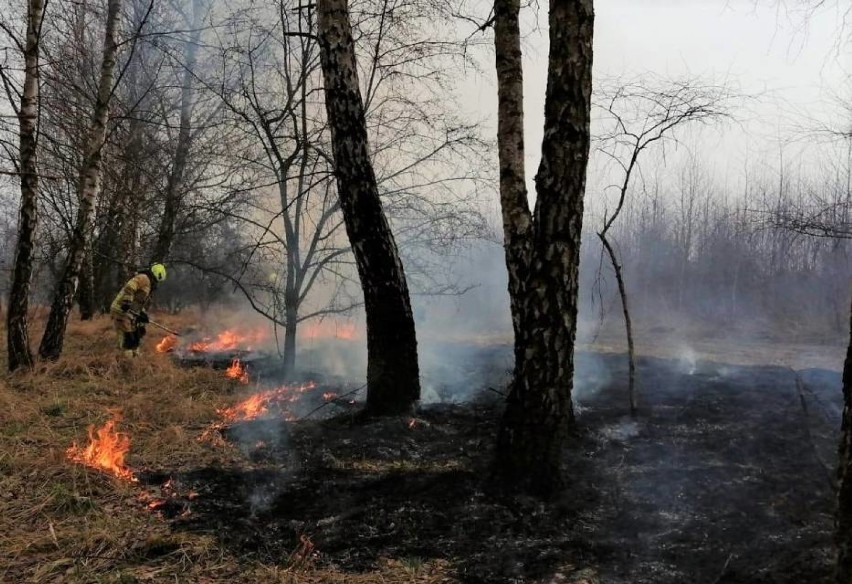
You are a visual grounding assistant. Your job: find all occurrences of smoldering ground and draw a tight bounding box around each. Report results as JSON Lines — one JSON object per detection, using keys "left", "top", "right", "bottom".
{"left": 136, "top": 347, "right": 841, "bottom": 583}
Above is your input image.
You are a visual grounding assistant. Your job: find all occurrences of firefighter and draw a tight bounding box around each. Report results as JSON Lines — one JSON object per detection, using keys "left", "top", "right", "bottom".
{"left": 110, "top": 263, "right": 167, "bottom": 357}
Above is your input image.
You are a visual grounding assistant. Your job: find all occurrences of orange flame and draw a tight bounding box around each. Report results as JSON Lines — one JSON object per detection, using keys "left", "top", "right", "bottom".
{"left": 66, "top": 412, "right": 137, "bottom": 482}
{"left": 225, "top": 359, "right": 250, "bottom": 384}
{"left": 217, "top": 382, "right": 317, "bottom": 423}
{"left": 322, "top": 392, "right": 338, "bottom": 401}
{"left": 188, "top": 328, "right": 267, "bottom": 353}
{"left": 156, "top": 335, "right": 178, "bottom": 353}
{"left": 408, "top": 418, "right": 417, "bottom": 430}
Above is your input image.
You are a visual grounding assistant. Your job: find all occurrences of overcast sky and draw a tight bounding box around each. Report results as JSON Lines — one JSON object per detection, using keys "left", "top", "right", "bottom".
{"left": 461, "top": 0, "right": 850, "bottom": 200}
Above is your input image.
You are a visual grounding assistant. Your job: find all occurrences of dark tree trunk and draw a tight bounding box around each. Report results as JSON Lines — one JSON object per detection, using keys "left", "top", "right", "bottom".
{"left": 39, "top": 0, "right": 122, "bottom": 360}
{"left": 317, "top": 0, "right": 420, "bottom": 415}
{"left": 283, "top": 303, "right": 297, "bottom": 376}
{"left": 151, "top": 0, "right": 202, "bottom": 263}
{"left": 77, "top": 246, "right": 96, "bottom": 320}
{"left": 6, "top": 0, "right": 44, "bottom": 372}
{"left": 494, "top": 0, "right": 594, "bottom": 497}
{"left": 93, "top": 204, "right": 124, "bottom": 312}
{"left": 598, "top": 232, "right": 637, "bottom": 413}
{"left": 280, "top": 174, "right": 300, "bottom": 378}
{"left": 835, "top": 298, "right": 852, "bottom": 583}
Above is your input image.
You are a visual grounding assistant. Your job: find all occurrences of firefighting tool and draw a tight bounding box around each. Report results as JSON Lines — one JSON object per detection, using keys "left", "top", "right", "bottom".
{"left": 128, "top": 310, "right": 181, "bottom": 337}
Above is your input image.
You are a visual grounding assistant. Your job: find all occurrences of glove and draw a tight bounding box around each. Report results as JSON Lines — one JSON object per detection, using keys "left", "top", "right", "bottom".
{"left": 136, "top": 311, "right": 149, "bottom": 325}
{"left": 120, "top": 300, "right": 131, "bottom": 312}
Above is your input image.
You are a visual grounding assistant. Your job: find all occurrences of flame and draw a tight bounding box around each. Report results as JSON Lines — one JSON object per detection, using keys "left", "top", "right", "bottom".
{"left": 408, "top": 418, "right": 417, "bottom": 430}
{"left": 66, "top": 412, "right": 137, "bottom": 482}
{"left": 322, "top": 392, "right": 338, "bottom": 401}
{"left": 225, "top": 359, "right": 250, "bottom": 384}
{"left": 156, "top": 335, "right": 178, "bottom": 353}
{"left": 217, "top": 382, "right": 317, "bottom": 424}
{"left": 199, "top": 381, "right": 322, "bottom": 444}
{"left": 188, "top": 328, "right": 267, "bottom": 353}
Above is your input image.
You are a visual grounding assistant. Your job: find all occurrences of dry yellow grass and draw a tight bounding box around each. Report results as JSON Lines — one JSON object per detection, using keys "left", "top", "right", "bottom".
{"left": 0, "top": 313, "right": 451, "bottom": 583}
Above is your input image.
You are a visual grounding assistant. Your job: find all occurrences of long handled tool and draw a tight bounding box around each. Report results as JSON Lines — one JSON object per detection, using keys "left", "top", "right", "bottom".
{"left": 128, "top": 311, "right": 181, "bottom": 337}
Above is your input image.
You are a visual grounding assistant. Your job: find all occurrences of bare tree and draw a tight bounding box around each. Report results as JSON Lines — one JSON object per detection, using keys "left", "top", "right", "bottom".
{"left": 151, "top": 0, "right": 206, "bottom": 263}
{"left": 38, "top": 0, "right": 123, "bottom": 360}
{"left": 195, "top": 0, "right": 489, "bottom": 374}
{"left": 593, "top": 76, "right": 732, "bottom": 413}
{"left": 318, "top": 0, "right": 420, "bottom": 414}
{"left": 3, "top": 0, "right": 45, "bottom": 371}
{"left": 493, "top": 0, "right": 594, "bottom": 496}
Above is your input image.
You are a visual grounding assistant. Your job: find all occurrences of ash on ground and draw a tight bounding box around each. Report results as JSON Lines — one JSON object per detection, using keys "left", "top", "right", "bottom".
{"left": 141, "top": 351, "right": 841, "bottom": 583}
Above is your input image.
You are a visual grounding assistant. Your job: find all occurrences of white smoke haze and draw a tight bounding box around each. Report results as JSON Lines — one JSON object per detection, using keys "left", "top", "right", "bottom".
{"left": 600, "top": 418, "right": 641, "bottom": 443}
{"left": 676, "top": 346, "right": 699, "bottom": 376}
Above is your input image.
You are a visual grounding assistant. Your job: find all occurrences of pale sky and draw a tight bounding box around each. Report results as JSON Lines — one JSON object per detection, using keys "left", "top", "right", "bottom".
{"left": 460, "top": 0, "right": 850, "bottom": 203}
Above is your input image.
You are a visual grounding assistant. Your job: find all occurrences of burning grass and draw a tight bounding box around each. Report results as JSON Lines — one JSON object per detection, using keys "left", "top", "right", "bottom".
{"left": 66, "top": 410, "right": 137, "bottom": 482}
{"left": 187, "top": 328, "right": 268, "bottom": 353}
{"left": 0, "top": 313, "right": 466, "bottom": 583}
{"left": 217, "top": 382, "right": 317, "bottom": 423}
{"left": 224, "top": 358, "right": 250, "bottom": 384}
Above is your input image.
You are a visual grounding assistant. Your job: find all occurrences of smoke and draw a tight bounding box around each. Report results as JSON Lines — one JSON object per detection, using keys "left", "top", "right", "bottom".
{"left": 573, "top": 351, "right": 615, "bottom": 406}
{"left": 676, "top": 345, "right": 698, "bottom": 376}
{"left": 600, "top": 418, "right": 641, "bottom": 442}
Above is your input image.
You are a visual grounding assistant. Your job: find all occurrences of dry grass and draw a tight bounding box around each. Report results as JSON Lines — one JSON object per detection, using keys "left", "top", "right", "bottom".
{"left": 0, "top": 313, "right": 451, "bottom": 583}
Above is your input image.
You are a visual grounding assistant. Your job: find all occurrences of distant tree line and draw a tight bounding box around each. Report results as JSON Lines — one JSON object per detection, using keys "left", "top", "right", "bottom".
{"left": 582, "top": 146, "right": 850, "bottom": 339}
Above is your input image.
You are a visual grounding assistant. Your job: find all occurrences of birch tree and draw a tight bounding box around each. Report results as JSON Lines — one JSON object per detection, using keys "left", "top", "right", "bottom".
{"left": 38, "top": 0, "right": 123, "bottom": 360}
{"left": 4, "top": 0, "right": 45, "bottom": 371}
{"left": 493, "top": 0, "right": 594, "bottom": 495}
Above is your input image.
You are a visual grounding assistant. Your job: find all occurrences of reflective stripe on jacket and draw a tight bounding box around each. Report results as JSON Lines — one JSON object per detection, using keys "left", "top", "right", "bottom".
{"left": 109, "top": 273, "right": 152, "bottom": 315}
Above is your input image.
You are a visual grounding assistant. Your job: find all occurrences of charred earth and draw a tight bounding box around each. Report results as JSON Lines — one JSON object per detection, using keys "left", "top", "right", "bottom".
{"left": 137, "top": 350, "right": 840, "bottom": 583}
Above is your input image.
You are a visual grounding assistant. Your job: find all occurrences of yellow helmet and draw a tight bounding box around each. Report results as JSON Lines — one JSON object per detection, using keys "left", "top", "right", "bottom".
{"left": 150, "top": 263, "right": 167, "bottom": 282}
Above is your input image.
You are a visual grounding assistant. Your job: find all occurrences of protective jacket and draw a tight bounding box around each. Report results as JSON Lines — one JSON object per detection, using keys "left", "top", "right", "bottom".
{"left": 110, "top": 271, "right": 156, "bottom": 355}
{"left": 110, "top": 273, "right": 153, "bottom": 316}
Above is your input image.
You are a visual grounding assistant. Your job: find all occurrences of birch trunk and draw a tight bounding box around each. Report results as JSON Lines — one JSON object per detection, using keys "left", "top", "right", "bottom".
{"left": 494, "top": 0, "right": 533, "bottom": 338}
{"left": 39, "top": 0, "right": 123, "bottom": 360}
{"left": 318, "top": 0, "right": 420, "bottom": 415}
{"left": 494, "top": 0, "right": 594, "bottom": 496}
{"left": 7, "top": 0, "right": 44, "bottom": 371}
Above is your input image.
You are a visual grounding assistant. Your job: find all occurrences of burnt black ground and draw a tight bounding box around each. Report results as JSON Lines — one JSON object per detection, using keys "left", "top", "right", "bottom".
{"left": 141, "top": 350, "right": 843, "bottom": 583}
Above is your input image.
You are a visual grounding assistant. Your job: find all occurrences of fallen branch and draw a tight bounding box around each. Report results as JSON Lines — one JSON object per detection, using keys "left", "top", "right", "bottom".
{"left": 302, "top": 384, "right": 366, "bottom": 419}
{"left": 485, "top": 386, "right": 506, "bottom": 398}
{"left": 710, "top": 552, "right": 733, "bottom": 584}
